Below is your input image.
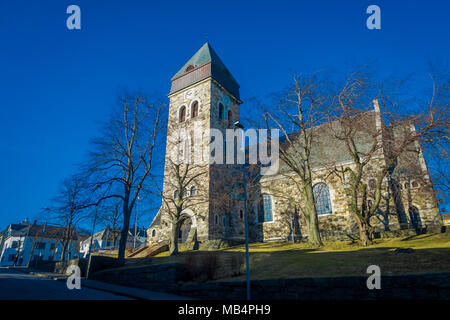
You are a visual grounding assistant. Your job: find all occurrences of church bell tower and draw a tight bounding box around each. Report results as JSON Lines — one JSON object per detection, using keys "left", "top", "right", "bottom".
{"left": 149, "top": 42, "right": 243, "bottom": 245}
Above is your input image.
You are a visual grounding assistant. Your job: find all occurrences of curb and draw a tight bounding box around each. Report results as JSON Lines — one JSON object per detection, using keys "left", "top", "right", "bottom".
{"left": 25, "top": 270, "right": 142, "bottom": 299}
{"left": 14, "top": 268, "right": 190, "bottom": 300}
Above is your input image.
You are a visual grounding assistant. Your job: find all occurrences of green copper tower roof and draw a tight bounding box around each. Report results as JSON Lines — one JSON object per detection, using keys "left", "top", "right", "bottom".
{"left": 170, "top": 42, "right": 240, "bottom": 100}
{"left": 172, "top": 42, "right": 237, "bottom": 82}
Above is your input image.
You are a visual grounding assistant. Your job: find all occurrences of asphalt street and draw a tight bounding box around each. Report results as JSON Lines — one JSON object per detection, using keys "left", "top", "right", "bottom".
{"left": 0, "top": 268, "right": 132, "bottom": 300}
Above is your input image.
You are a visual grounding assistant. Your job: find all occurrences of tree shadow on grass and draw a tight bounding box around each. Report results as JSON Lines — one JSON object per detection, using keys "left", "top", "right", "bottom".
{"left": 217, "top": 246, "right": 450, "bottom": 281}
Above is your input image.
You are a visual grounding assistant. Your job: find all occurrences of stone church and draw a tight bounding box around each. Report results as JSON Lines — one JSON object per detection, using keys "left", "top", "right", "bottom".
{"left": 147, "top": 42, "right": 442, "bottom": 247}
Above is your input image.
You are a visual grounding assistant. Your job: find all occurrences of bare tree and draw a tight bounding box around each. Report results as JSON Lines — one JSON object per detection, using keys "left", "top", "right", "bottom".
{"left": 43, "top": 175, "right": 90, "bottom": 261}
{"left": 97, "top": 200, "right": 123, "bottom": 248}
{"left": 84, "top": 94, "right": 164, "bottom": 263}
{"left": 158, "top": 159, "right": 208, "bottom": 255}
{"left": 260, "top": 74, "right": 331, "bottom": 246}
{"left": 428, "top": 147, "right": 450, "bottom": 211}
{"left": 328, "top": 68, "right": 449, "bottom": 245}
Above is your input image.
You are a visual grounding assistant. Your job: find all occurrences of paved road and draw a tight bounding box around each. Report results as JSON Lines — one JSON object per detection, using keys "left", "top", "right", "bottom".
{"left": 0, "top": 268, "right": 132, "bottom": 300}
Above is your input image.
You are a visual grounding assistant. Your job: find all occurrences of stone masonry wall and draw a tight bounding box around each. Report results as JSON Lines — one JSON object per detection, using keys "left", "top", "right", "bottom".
{"left": 92, "top": 263, "right": 450, "bottom": 300}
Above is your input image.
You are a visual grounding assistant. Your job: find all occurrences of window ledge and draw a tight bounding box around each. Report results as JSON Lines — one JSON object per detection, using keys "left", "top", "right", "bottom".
{"left": 257, "top": 220, "right": 275, "bottom": 225}
{"left": 318, "top": 213, "right": 333, "bottom": 217}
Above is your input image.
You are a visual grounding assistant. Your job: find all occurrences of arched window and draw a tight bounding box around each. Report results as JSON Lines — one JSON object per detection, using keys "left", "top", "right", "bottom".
{"left": 258, "top": 194, "right": 273, "bottom": 222}
{"left": 368, "top": 179, "right": 376, "bottom": 190}
{"left": 313, "top": 183, "right": 332, "bottom": 215}
{"left": 223, "top": 137, "right": 227, "bottom": 163}
{"left": 240, "top": 210, "right": 243, "bottom": 219}
{"left": 214, "top": 214, "right": 218, "bottom": 225}
{"left": 152, "top": 229, "right": 156, "bottom": 237}
{"left": 190, "top": 186, "right": 197, "bottom": 196}
{"left": 228, "top": 110, "right": 233, "bottom": 124}
{"left": 174, "top": 190, "right": 179, "bottom": 199}
{"left": 191, "top": 101, "right": 199, "bottom": 118}
{"left": 179, "top": 106, "right": 186, "bottom": 123}
{"left": 218, "top": 103, "right": 224, "bottom": 120}
{"left": 404, "top": 182, "right": 409, "bottom": 189}
{"left": 182, "top": 188, "right": 188, "bottom": 197}
{"left": 185, "top": 64, "right": 195, "bottom": 72}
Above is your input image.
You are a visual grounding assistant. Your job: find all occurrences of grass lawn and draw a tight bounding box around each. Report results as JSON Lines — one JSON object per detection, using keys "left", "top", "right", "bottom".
{"left": 121, "top": 233, "right": 450, "bottom": 280}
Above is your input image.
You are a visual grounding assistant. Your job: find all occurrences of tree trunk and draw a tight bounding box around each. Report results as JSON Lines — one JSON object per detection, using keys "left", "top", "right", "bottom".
{"left": 118, "top": 204, "right": 131, "bottom": 264}
{"left": 307, "top": 210, "right": 323, "bottom": 246}
{"left": 60, "top": 238, "right": 68, "bottom": 262}
{"left": 303, "top": 185, "right": 324, "bottom": 246}
{"left": 358, "top": 218, "right": 373, "bottom": 246}
{"left": 169, "top": 222, "right": 180, "bottom": 256}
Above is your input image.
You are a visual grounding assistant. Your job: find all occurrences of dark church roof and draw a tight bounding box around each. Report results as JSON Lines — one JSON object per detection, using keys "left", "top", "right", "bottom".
{"left": 277, "top": 111, "right": 379, "bottom": 173}
{"left": 169, "top": 42, "right": 240, "bottom": 100}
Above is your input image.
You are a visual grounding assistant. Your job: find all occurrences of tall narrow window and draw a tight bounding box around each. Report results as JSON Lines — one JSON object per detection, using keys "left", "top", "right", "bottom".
{"left": 179, "top": 106, "right": 186, "bottom": 123}
{"left": 218, "top": 103, "right": 224, "bottom": 120}
{"left": 191, "top": 101, "right": 199, "bottom": 118}
{"left": 228, "top": 110, "right": 232, "bottom": 124}
{"left": 313, "top": 183, "right": 332, "bottom": 215}
{"left": 258, "top": 194, "right": 273, "bottom": 222}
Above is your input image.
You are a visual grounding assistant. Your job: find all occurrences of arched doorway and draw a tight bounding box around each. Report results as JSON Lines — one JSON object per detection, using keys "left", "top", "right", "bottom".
{"left": 178, "top": 209, "right": 198, "bottom": 246}
{"left": 178, "top": 215, "right": 192, "bottom": 243}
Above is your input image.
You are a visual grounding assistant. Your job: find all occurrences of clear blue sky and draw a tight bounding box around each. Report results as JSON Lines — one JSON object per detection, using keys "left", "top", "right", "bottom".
{"left": 0, "top": 0, "right": 448, "bottom": 229}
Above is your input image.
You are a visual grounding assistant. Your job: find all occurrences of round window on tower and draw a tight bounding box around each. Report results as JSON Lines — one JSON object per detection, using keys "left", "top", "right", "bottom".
{"left": 185, "top": 65, "right": 195, "bottom": 72}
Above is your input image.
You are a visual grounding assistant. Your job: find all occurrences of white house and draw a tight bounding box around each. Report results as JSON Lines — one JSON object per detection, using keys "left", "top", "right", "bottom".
{"left": 79, "top": 226, "right": 147, "bottom": 258}
{"left": 0, "top": 221, "right": 79, "bottom": 267}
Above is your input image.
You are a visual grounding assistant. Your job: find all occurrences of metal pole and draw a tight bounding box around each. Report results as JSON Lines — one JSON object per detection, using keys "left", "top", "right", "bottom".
{"left": 134, "top": 197, "right": 139, "bottom": 249}
{"left": 88, "top": 206, "right": 97, "bottom": 258}
{"left": 235, "top": 121, "right": 251, "bottom": 300}
{"left": 35, "top": 222, "right": 46, "bottom": 268}
{"left": 21, "top": 223, "right": 30, "bottom": 266}
{"left": 242, "top": 160, "right": 251, "bottom": 300}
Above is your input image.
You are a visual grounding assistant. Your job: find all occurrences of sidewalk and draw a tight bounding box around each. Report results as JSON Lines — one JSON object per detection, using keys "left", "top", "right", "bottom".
{"left": 15, "top": 268, "right": 191, "bottom": 300}
{"left": 81, "top": 279, "right": 191, "bottom": 300}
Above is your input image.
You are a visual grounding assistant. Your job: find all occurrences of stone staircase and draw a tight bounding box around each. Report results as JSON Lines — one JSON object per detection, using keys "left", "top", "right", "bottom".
{"left": 127, "top": 242, "right": 169, "bottom": 258}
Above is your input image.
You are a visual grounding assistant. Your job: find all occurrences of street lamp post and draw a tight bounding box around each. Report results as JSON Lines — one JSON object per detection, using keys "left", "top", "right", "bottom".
{"left": 88, "top": 205, "right": 98, "bottom": 258}
{"left": 35, "top": 222, "right": 46, "bottom": 268}
{"left": 134, "top": 196, "right": 140, "bottom": 249}
{"left": 234, "top": 121, "right": 251, "bottom": 301}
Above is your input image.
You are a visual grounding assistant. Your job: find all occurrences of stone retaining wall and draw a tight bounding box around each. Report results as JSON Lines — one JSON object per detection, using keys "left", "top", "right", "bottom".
{"left": 91, "top": 262, "right": 450, "bottom": 300}
{"left": 54, "top": 258, "right": 88, "bottom": 276}
{"left": 176, "top": 273, "right": 450, "bottom": 300}
{"left": 92, "top": 263, "right": 188, "bottom": 291}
